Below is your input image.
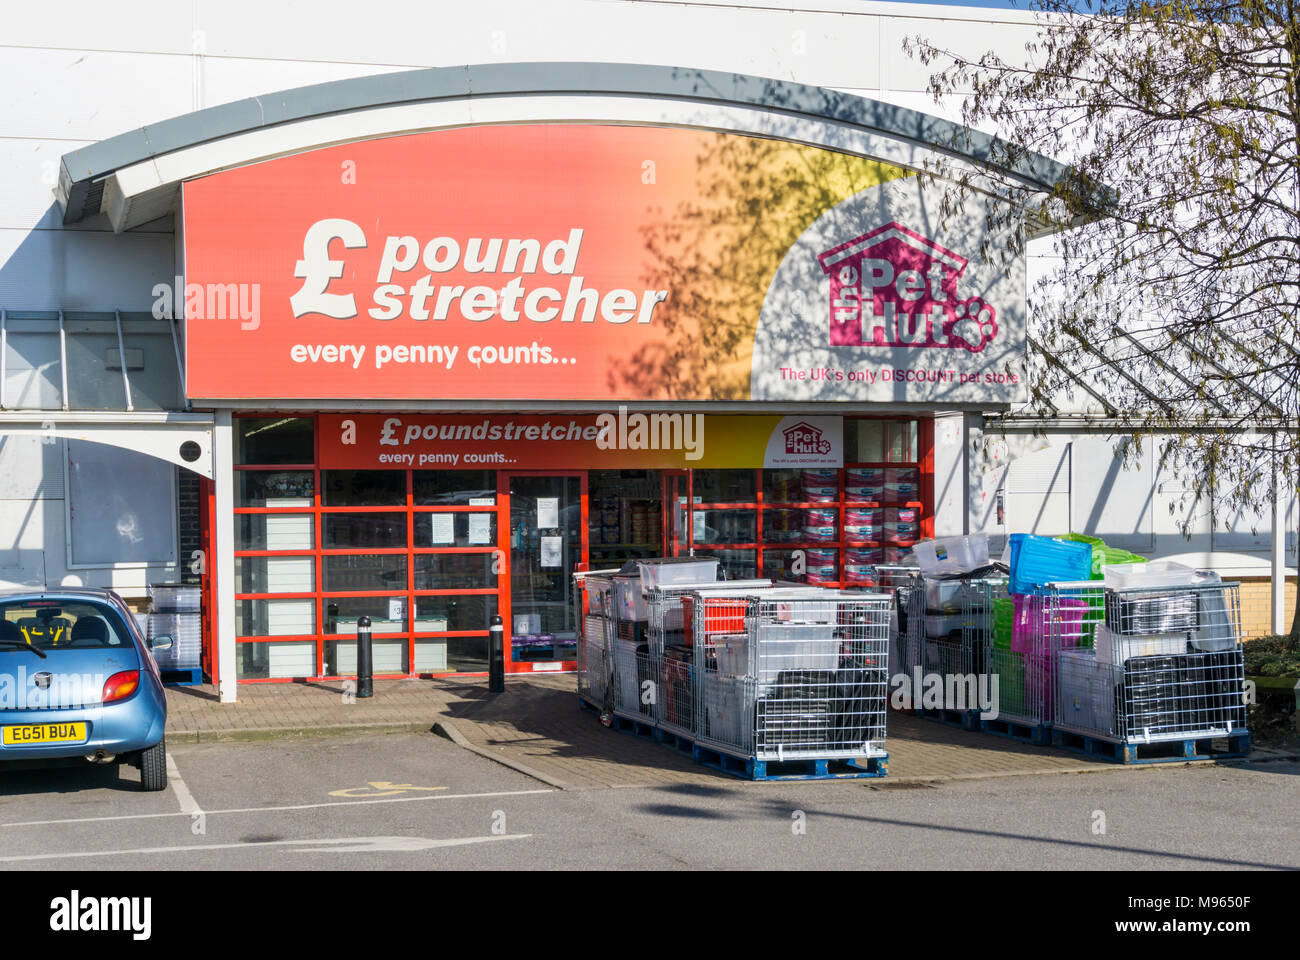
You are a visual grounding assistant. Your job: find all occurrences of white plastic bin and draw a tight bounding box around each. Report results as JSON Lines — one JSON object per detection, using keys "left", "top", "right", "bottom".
{"left": 924, "top": 612, "right": 964, "bottom": 638}
{"left": 636, "top": 557, "right": 720, "bottom": 592}
{"left": 713, "top": 635, "right": 750, "bottom": 675}
{"left": 915, "top": 534, "right": 990, "bottom": 576}
{"left": 924, "top": 579, "right": 968, "bottom": 613}
{"left": 756, "top": 622, "right": 839, "bottom": 671}
{"left": 1101, "top": 560, "right": 1199, "bottom": 590}
{"left": 1192, "top": 585, "right": 1235, "bottom": 651}
{"left": 1057, "top": 649, "right": 1114, "bottom": 735}
{"left": 613, "top": 576, "right": 649, "bottom": 621}
{"left": 1093, "top": 624, "right": 1190, "bottom": 663}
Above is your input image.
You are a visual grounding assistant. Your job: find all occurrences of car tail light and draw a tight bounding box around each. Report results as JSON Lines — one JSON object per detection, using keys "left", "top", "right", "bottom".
{"left": 102, "top": 670, "right": 140, "bottom": 704}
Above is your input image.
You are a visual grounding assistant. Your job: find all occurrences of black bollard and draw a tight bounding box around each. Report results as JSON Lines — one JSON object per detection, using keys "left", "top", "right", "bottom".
{"left": 356, "top": 614, "right": 374, "bottom": 699}
{"left": 489, "top": 614, "right": 505, "bottom": 693}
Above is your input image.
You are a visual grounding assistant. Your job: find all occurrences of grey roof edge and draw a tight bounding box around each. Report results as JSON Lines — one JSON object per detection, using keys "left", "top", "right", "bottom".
{"left": 59, "top": 61, "right": 1076, "bottom": 223}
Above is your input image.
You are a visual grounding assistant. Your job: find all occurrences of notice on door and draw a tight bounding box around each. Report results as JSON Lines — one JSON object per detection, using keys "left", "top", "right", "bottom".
{"left": 537, "top": 497, "right": 559, "bottom": 529}
{"left": 468, "top": 513, "right": 492, "bottom": 545}
{"left": 540, "top": 536, "right": 563, "bottom": 568}
{"left": 430, "top": 513, "right": 455, "bottom": 545}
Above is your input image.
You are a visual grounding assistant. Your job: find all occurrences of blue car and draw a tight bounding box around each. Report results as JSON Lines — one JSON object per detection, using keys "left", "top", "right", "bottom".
{"left": 0, "top": 589, "right": 170, "bottom": 791}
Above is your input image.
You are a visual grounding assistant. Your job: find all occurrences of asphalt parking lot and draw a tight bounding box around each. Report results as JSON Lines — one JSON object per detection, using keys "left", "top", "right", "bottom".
{"left": 0, "top": 733, "right": 1296, "bottom": 870}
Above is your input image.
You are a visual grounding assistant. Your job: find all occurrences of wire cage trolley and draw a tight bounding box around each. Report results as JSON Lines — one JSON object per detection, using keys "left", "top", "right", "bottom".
{"left": 690, "top": 588, "right": 891, "bottom": 778}
{"left": 574, "top": 569, "right": 621, "bottom": 712}
{"left": 872, "top": 564, "right": 922, "bottom": 678}
{"left": 1050, "top": 578, "right": 1250, "bottom": 762}
{"left": 643, "top": 580, "right": 772, "bottom": 740}
{"left": 912, "top": 574, "right": 1007, "bottom": 729}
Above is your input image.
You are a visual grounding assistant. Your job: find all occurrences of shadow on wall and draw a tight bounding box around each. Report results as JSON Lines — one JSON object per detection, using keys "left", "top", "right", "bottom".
{"left": 0, "top": 202, "right": 172, "bottom": 312}
{"left": 0, "top": 434, "right": 64, "bottom": 590}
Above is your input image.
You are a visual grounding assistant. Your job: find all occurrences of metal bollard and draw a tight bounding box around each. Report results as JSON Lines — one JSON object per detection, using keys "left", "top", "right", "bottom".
{"left": 356, "top": 614, "right": 374, "bottom": 699}
{"left": 489, "top": 614, "right": 505, "bottom": 693}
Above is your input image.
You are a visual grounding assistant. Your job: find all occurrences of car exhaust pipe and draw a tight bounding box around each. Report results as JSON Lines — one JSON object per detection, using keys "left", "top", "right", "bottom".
{"left": 85, "top": 750, "right": 116, "bottom": 764}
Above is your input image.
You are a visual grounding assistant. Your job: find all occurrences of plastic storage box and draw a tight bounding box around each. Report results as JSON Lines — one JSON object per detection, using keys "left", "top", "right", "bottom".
{"left": 1009, "top": 535, "right": 1092, "bottom": 595}
{"left": 924, "top": 612, "right": 964, "bottom": 638}
{"left": 1057, "top": 649, "right": 1114, "bottom": 734}
{"left": 1101, "top": 559, "right": 1199, "bottom": 590}
{"left": 636, "top": 557, "right": 720, "bottom": 592}
{"left": 613, "top": 575, "right": 649, "bottom": 621}
{"left": 1105, "top": 590, "right": 1199, "bottom": 636}
{"left": 925, "top": 578, "right": 969, "bottom": 613}
{"left": 915, "top": 534, "right": 990, "bottom": 576}
{"left": 1093, "top": 623, "right": 1190, "bottom": 663}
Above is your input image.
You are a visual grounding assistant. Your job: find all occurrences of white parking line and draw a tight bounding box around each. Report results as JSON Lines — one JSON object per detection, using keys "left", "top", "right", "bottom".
{"left": 2, "top": 788, "right": 553, "bottom": 828}
{"left": 0, "top": 833, "right": 533, "bottom": 862}
{"left": 166, "top": 753, "right": 201, "bottom": 817}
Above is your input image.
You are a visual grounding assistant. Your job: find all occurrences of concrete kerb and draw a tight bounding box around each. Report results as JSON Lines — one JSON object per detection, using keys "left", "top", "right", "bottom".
{"left": 432, "top": 719, "right": 572, "bottom": 791}
{"left": 168, "top": 721, "right": 435, "bottom": 744}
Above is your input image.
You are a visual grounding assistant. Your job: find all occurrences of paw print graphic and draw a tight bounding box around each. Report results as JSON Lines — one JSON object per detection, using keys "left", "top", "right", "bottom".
{"left": 947, "top": 298, "right": 997, "bottom": 352}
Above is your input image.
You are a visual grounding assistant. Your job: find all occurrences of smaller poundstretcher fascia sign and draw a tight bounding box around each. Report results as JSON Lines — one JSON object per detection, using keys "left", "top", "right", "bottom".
{"left": 181, "top": 124, "right": 1026, "bottom": 404}
{"left": 319, "top": 414, "right": 843, "bottom": 470}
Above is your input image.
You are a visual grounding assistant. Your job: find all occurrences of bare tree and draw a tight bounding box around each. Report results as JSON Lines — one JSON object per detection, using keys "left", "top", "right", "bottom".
{"left": 907, "top": 0, "right": 1300, "bottom": 639}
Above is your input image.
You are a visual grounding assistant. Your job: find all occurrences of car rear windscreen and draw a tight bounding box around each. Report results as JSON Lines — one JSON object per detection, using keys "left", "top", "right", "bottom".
{"left": 0, "top": 599, "right": 133, "bottom": 651}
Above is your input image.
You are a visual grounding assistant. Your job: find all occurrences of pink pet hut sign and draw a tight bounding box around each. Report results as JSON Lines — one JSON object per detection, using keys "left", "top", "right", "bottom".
{"left": 819, "top": 222, "right": 998, "bottom": 354}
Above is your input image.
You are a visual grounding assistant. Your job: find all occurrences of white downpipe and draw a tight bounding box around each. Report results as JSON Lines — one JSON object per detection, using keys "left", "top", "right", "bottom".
{"left": 213, "top": 409, "right": 237, "bottom": 703}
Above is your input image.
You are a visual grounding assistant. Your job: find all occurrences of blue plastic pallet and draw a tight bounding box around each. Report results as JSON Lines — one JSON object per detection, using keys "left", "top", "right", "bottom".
{"left": 654, "top": 726, "right": 697, "bottom": 754}
{"left": 579, "top": 696, "right": 889, "bottom": 781}
{"left": 915, "top": 706, "right": 981, "bottom": 731}
{"left": 609, "top": 711, "right": 657, "bottom": 740}
{"left": 980, "top": 715, "right": 1052, "bottom": 745}
{"left": 1051, "top": 727, "right": 1251, "bottom": 764}
{"left": 160, "top": 668, "right": 203, "bottom": 687}
{"left": 692, "top": 742, "right": 889, "bottom": 781}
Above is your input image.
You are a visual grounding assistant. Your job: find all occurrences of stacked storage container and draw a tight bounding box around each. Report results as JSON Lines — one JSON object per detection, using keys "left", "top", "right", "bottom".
{"left": 147, "top": 583, "right": 202, "bottom": 675}
{"left": 577, "top": 559, "right": 892, "bottom": 779}
{"left": 1053, "top": 561, "right": 1249, "bottom": 757}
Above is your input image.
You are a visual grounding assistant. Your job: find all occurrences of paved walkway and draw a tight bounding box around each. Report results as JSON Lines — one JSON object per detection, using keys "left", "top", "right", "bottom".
{"left": 165, "top": 676, "right": 1280, "bottom": 790}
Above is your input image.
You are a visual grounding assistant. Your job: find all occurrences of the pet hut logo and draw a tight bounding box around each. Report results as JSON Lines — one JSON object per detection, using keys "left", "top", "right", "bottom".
{"left": 818, "top": 223, "right": 997, "bottom": 352}
{"left": 783, "top": 421, "right": 831, "bottom": 456}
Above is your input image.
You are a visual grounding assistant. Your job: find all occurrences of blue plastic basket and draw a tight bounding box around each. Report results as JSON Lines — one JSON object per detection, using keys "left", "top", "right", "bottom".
{"left": 1009, "top": 534, "right": 1092, "bottom": 595}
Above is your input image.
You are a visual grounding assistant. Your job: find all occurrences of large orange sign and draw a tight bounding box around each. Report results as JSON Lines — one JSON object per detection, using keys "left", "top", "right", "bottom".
{"left": 181, "top": 124, "right": 913, "bottom": 401}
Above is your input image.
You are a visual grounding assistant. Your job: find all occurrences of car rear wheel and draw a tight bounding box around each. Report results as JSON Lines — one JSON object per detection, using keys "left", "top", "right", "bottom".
{"left": 139, "top": 738, "right": 167, "bottom": 792}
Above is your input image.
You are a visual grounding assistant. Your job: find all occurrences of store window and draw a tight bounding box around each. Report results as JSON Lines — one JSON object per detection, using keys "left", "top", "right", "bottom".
{"left": 228, "top": 414, "right": 930, "bottom": 679}
{"left": 687, "top": 418, "right": 929, "bottom": 588}
{"left": 231, "top": 416, "right": 502, "bottom": 680}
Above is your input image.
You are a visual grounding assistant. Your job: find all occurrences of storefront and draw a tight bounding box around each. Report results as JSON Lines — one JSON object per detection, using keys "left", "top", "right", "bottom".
{"left": 53, "top": 62, "right": 1058, "bottom": 700}
{"left": 230, "top": 412, "right": 930, "bottom": 680}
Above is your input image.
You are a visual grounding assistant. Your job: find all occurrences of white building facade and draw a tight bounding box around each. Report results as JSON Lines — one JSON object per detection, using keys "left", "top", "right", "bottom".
{"left": 1, "top": 0, "right": 1293, "bottom": 701}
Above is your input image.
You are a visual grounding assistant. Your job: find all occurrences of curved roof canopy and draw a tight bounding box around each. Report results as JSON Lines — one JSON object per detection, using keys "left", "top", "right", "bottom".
{"left": 57, "top": 62, "right": 1076, "bottom": 233}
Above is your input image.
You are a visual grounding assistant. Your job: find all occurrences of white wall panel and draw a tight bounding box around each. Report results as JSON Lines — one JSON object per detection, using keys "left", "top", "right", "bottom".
{"left": 0, "top": 48, "right": 193, "bottom": 142}
{"left": 932, "top": 412, "right": 964, "bottom": 537}
{"left": 1070, "top": 437, "right": 1154, "bottom": 551}
{"left": 0, "top": 436, "right": 64, "bottom": 500}
{"left": 878, "top": 15, "right": 1041, "bottom": 93}
{"left": 0, "top": 2, "right": 193, "bottom": 55}
{"left": 0, "top": 139, "right": 96, "bottom": 231}
{"left": 0, "top": 227, "right": 173, "bottom": 310}
{"left": 190, "top": 0, "right": 884, "bottom": 89}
